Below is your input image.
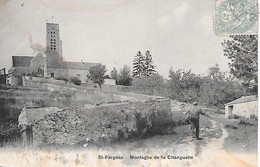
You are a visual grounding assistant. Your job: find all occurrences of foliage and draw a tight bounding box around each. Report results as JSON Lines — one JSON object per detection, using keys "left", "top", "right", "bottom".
{"left": 117, "top": 65, "right": 132, "bottom": 86}
{"left": 88, "top": 64, "right": 107, "bottom": 88}
{"left": 110, "top": 67, "right": 118, "bottom": 84}
{"left": 167, "top": 66, "right": 246, "bottom": 107}
{"left": 143, "top": 50, "right": 156, "bottom": 77}
{"left": 132, "top": 74, "right": 167, "bottom": 96}
{"left": 222, "top": 35, "right": 258, "bottom": 94}
{"left": 208, "top": 64, "right": 226, "bottom": 81}
{"left": 110, "top": 67, "right": 118, "bottom": 80}
{"left": 132, "top": 50, "right": 156, "bottom": 78}
{"left": 167, "top": 68, "right": 202, "bottom": 103}
{"left": 69, "top": 76, "right": 81, "bottom": 85}
{"left": 133, "top": 51, "right": 145, "bottom": 78}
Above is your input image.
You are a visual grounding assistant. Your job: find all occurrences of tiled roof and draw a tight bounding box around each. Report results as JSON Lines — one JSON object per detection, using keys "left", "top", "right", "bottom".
{"left": 12, "top": 56, "right": 33, "bottom": 67}
{"left": 225, "top": 95, "right": 258, "bottom": 106}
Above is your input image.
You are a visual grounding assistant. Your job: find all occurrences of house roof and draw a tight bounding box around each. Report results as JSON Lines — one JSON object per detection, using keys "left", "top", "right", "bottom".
{"left": 225, "top": 95, "right": 258, "bottom": 106}
{"left": 12, "top": 56, "right": 33, "bottom": 67}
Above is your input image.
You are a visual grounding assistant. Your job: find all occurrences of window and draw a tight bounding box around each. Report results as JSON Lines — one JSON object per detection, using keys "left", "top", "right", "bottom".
{"left": 51, "top": 73, "right": 54, "bottom": 78}
{"left": 38, "top": 68, "right": 43, "bottom": 74}
{"left": 54, "top": 39, "right": 56, "bottom": 41}
{"left": 51, "top": 39, "right": 52, "bottom": 41}
{"left": 54, "top": 32, "right": 55, "bottom": 34}
{"left": 54, "top": 48, "right": 56, "bottom": 50}
{"left": 54, "top": 42, "right": 56, "bottom": 44}
{"left": 54, "top": 45, "right": 56, "bottom": 47}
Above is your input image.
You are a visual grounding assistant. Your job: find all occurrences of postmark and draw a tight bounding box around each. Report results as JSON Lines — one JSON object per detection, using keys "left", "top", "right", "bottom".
{"left": 214, "top": 0, "right": 258, "bottom": 36}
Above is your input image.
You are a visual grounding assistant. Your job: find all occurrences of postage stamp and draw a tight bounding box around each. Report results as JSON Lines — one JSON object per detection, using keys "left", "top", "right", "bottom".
{"left": 214, "top": 0, "right": 258, "bottom": 36}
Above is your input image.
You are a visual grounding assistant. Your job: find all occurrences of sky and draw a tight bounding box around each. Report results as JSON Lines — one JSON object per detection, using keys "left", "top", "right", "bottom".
{"left": 0, "top": 0, "right": 230, "bottom": 78}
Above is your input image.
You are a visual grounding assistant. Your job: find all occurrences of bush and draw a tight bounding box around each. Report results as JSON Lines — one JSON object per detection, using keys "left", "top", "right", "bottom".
{"left": 232, "top": 114, "right": 240, "bottom": 119}
{"left": 117, "top": 65, "right": 132, "bottom": 86}
{"left": 225, "top": 124, "right": 238, "bottom": 129}
{"left": 132, "top": 74, "right": 167, "bottom": 96}
{"left": 69, "top": 76, "right": 81, "bottom": 85}
{"left": 238, "top": 118, "right": 257, "bottom": 126}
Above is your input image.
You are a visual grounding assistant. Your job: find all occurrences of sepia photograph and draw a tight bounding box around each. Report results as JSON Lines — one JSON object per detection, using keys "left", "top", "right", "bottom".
{"left": 0, "top": 0, "right": 258, "bottom": 166}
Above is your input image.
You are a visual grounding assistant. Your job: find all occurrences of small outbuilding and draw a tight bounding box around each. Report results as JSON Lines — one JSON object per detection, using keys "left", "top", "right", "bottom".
{"left": 225, "top": 95, "right": 258, "bottom": 119}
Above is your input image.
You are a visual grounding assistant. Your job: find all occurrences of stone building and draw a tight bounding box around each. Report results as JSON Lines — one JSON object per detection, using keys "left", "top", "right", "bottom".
{"left": 8, "top": 23, "right": 100, "bottom": 85}
{"left": 225, "top": 95, "right": 258, "bottom": 119}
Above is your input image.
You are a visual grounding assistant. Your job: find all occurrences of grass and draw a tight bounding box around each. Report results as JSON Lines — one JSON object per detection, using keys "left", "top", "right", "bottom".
{"left": 214, "top": 116, "right": 257, "bottom": 152}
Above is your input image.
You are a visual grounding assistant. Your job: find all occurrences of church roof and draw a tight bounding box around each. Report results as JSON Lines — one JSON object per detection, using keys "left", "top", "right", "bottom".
{"left": 48, "top": 61, "right": 101, "bottom": 70}
{"left": 225, "top": 95, "right": 257, "bottom": 106}
{"left": 62, "top": 61, "right": 101, "bottom": 70}
{"left": 12, "top": 56, "right": 33, "bottom": 67}
{"left": 12, "top": 55, "right": 100, "bottom": 71}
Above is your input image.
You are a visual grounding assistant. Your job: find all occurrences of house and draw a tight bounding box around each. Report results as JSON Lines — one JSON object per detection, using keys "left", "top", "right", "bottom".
{"left": 225, "top": 95, "right": 258, "bottom": 119}
{"left": 8, "top": 23, "right": 101, "bottom": 85}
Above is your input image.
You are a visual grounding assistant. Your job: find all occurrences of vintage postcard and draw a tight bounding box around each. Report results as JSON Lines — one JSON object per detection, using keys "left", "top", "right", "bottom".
{"left": 0, "top": 0, "right": 258, "bottom": 167}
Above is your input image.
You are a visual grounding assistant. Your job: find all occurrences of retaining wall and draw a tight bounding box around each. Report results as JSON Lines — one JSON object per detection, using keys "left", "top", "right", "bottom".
{"left": 28, "top": 99, "right": 171, "bottom": 148}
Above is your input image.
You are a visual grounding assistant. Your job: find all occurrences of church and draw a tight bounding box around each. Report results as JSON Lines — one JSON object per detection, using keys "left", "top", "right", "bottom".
{"left": 7, "top": 23, "right": 100, "bottom": 85}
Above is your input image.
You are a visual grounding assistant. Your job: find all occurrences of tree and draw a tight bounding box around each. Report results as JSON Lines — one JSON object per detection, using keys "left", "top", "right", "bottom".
{"left": 208, "top": 64, "right": 226, "bottom": 81}
{"left": 167, "top": 68, "right": 202, "bottom": 102}
{"left": 200, "top": 65, "right": 246, "bottom": 106}
{"left": 110, "top": 67, "right": 118, "bottom": 80}
{"left": 117, "top": 65, "right": 132, "bottom": 86}
{"left": 88, "top": 64, "right": 107, "bottom": 88}
{"left": 222, "top": 35, "right": 258, "bottom": 94}
{"left": 132, "top": 73, "right": 166, "bottom": 96}
{"left": 133, "top": 51, "right": 145, "bottom": 78}
{"left": 142, "top": 50, "right": 156, "bottom": 77}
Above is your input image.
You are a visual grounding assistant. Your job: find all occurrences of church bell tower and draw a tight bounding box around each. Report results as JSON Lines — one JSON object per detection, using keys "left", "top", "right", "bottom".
{"left": 46, "top": 23, "right": 62, "bottom": 57}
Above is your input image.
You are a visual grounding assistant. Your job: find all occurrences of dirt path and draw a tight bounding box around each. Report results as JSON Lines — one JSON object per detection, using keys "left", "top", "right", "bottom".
{"left": 188, "top": 117, "right": 257, "bottom": 167}
{"left": 0, "top": 115, "right": 257, "bottom": 167}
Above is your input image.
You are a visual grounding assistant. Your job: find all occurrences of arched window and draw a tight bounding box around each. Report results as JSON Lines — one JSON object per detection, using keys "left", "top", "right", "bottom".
{"left": 38, "top": 68, "right": 43, "bottom": 74}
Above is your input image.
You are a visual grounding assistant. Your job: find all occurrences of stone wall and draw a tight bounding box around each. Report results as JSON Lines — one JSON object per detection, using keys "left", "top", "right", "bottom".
{"left": 30, "top": 99, "right": 172, "bottom": 148}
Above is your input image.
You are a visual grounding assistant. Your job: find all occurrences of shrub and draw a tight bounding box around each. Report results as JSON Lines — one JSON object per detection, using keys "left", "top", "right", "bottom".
{"left": 232, "top": 114, "right": 240, "bottom": 119}
{"left": 238, "top": 118, "right": 257, "bottom": 126}
{"left": 225, "top": 124, "right": 238, "bottom": 129}
{"left": 69, "top": 76, "right": 81, "bottom": 85}
{"left": 132, "top": 74, "right": 167, "bottom": 96}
